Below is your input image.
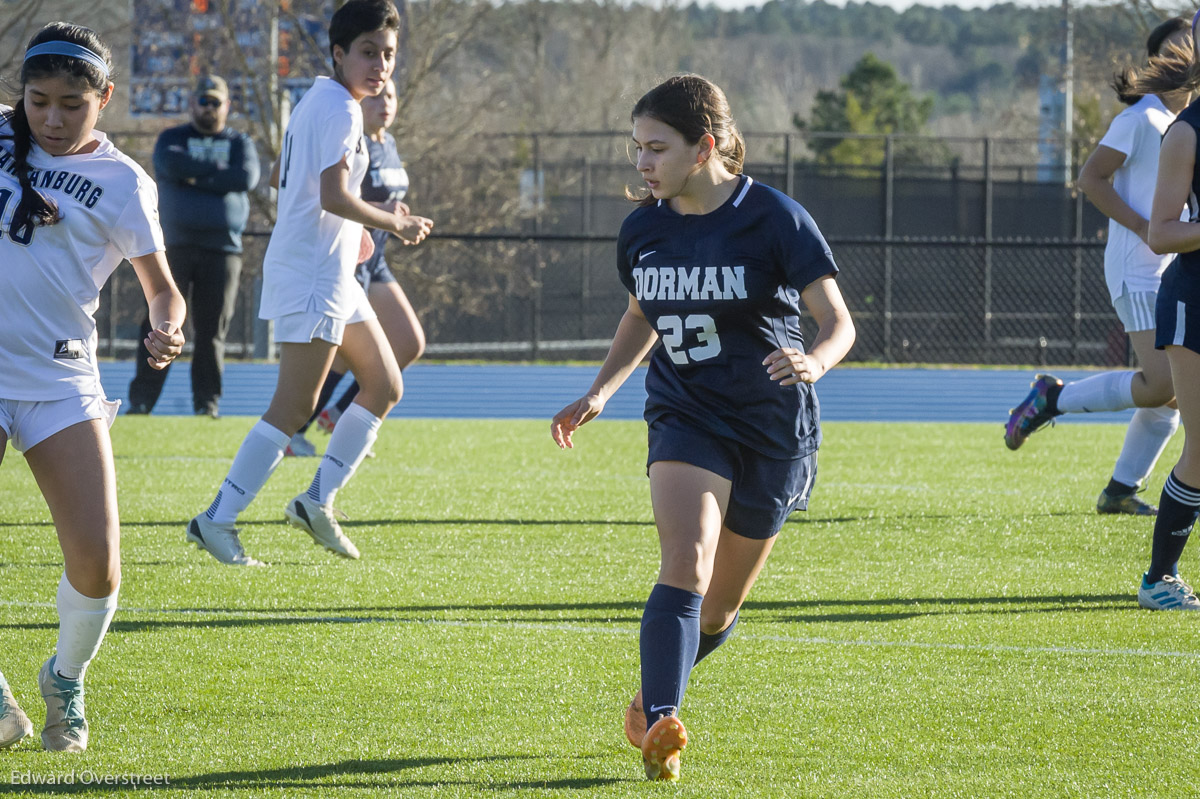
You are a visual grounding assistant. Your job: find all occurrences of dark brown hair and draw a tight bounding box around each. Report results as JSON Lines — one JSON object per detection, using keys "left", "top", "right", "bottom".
{"left": 1129, "top": 38, "right": 1200, "bottom": 99}
{"left": 329, "top": 0, "right": 401, "bottom": 65}
{"left": 627, "top": 75, "right": 745, "bottom": 206}
{"left": 2, "top": 22, "right": 112, "bottom": 233}
{"left": 1113, "top": 17, "right": 1191, "bottom": 104}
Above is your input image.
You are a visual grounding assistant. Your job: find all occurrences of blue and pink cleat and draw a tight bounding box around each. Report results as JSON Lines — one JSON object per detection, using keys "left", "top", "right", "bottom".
{"left": 1005, "top": 373, "right": 1063, "bottom": 451}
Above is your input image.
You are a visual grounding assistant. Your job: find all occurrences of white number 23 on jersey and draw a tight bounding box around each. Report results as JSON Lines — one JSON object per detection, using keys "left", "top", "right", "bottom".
{"left": 658, "top": 314, "right": 721, "bottom": 364}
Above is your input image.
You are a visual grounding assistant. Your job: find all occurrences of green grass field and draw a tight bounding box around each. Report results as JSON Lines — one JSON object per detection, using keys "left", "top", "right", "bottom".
{"left": 2, "top": 417, "right": 1198, "bottom": 797}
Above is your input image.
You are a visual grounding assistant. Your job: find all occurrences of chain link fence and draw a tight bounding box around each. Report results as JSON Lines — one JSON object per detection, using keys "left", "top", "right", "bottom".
{"left": 96, "top": 130, "right": 1119, "bottom": 367}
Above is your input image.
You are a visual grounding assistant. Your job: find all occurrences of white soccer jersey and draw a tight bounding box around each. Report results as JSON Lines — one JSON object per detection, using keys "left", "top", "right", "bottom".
{"left": 0, "top": 108, "right": 164, "bottom": 401}
{"left": 1098, "top": 94, "right": 1178, "bottom": 302}
{"left": 259, "top": 77, "right": 370, "bottom": 322}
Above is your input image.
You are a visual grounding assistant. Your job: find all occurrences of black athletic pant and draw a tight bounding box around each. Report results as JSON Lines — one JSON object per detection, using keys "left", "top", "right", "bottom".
{"left": 129, "top": 246, "right": 242, "bottom": 414}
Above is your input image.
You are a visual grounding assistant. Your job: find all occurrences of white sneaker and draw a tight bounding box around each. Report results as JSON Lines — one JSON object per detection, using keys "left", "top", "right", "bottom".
{"left": 38, "top": 657, "right": 86, "bottom": 752}
{"left": 316, "top": 407, "right": 341, "bottom": 434}
{"left": 285, "top": 432, "right": 317, "bottom": 457}
{"left": 285, "top": 493, "right": 360, "bottom": 559}
{"left": 186, "top": 515, "right": 265, "bottom": 566}
{"left": 1138, "top": 574, "right": 1200, "bottom": 610}
{"left": 0, "top": 682, "right": 32, "bottom": 748}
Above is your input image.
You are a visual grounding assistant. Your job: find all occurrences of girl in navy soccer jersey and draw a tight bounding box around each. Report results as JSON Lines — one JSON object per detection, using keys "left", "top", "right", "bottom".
{"left": 552, "top": 75, "right": 855, "bottom": 780}
{"left": 0, "top": 23, "right": 186, "bottom": 750}
{"left": 1139, "top": 15, "right": 1200, "bottom": 610}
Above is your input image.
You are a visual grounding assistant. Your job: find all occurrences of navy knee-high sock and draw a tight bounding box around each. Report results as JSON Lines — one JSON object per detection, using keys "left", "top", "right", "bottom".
{"left": 335, "top": 380, "right": 361, "bottom": 414}
{"left": 299, "top": 370, "right": 344, "bottom": 433}
{"left": 694, "top": 611, "right": 739, "bottom": 665}
{"left": 640, "top": 583, "right": 703, "bottom": 730}
{"left": 1147, "top": 472, "right": 1200, "bottom": 582}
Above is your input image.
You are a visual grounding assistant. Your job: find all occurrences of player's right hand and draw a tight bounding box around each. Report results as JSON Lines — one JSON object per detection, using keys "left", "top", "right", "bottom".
{"left": 145, "top": 321, "right": 185, "bottom": 371}
{"left": 395, "top": 213, "right": 433, "bottom": 245}
{"left": 551, "top": 394, "right": 605, "bottom": 449}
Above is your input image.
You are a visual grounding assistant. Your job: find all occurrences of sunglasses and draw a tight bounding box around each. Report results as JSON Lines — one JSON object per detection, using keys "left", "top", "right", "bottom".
{"left": 196, "top": 97, "right": 223, "bottom": 108}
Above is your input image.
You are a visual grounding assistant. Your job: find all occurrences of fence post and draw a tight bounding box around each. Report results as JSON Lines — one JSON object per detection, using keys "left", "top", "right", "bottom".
{"left": 883, "top": 135, "right": 894, "bottom": 362}
{"left": 784, "top": 133, "right": 794, "bottom": 198}
{"left": 531, "top": 133, "right": 543, "bottom": 361}
{"left": 581, "top": 156, "right": 592, "bottom": 340}
{"left": 984, "top": 137, "right": 994, "bottom": 351}
{"left": 1073, "top": 178, "right": 1084, "bottom": 363}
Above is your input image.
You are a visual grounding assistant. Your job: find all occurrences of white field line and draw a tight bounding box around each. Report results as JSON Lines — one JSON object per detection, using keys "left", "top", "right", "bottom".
{"left": 3, "top": 599, "right": 1198, "bottom": 660}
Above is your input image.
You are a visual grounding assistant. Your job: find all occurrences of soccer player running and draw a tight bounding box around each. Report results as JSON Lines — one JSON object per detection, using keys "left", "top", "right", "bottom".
{"left": 1139, "top": 14, "right": 1200, "bottom": 610}
{"left": 287, "top": 77, "right": 431, "bottom": 456}
{"left": 187, "top": 0, "right": 431, "bottom": 565}
{"left": 1005, "top": 18, "right": 1194, "bottom": 517}
{"left": 551, "top": 75, "right": 855, "bottom": 780}
{"left": 0, "top": 23, "right": 186, "bottom": 750}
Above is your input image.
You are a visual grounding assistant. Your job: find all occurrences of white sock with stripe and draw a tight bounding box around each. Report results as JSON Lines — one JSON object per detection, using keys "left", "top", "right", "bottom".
{"left": 205, "top": 420, "right": 290, "bottom": 525}
{"left": 1056, "top": 371, "right": 1135, "bottom": 414}
{"left": 306, "top": 403, "right": 382, "bottom": 507}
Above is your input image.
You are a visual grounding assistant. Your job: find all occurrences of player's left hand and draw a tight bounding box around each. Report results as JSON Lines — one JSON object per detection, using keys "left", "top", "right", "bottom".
{"left": 145, "top": 321, "right": 185, "bottom": 371}
{"left": 763, "top": 347, "right": 825, "bottom": 385}
{"left": 551, "top": 394, "right": 606, "bottom": 449}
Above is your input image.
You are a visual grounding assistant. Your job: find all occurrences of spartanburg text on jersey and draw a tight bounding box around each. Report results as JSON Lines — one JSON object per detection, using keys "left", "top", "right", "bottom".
{"left": 258, "top": 76, "right": 370, "bottom": 322}
{"left": 617, "top": 175, "right": 838, "bottom": 460}
{"left": 0, "top": 108, "right": 164, "bottom": 401}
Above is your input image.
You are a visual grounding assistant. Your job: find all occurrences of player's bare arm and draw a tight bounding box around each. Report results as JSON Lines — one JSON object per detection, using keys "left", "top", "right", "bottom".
{"left": 764, "top": 274, "right": 854, "bottom": 387}
{"left": 130, "top": 251, "right": 186, "bottom": 370}
{"left": 552, "top": 295, "right": 657, "bottom": 449}
{"left": 1149, "top": 122, "right": 1200, "bottom": 254}
{"left": 319, "top": 157, "right": 429, "bottom": 243}
{"left": 1078, "top": 145, "right": 1148, "bottom": 242}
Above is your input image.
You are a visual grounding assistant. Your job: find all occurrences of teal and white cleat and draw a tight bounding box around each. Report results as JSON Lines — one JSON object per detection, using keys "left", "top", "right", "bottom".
{"left": 286, "top": 494, "right": 360, "bottom": 559}
{"left": 1138, "top": 574, "right": 1200, "bottom": 611}
{"left": 38, "top": 657, "right": 87, "bottom": 752}
{"left": 1004, "top": 373, "right": 1063, "bottom": 451}
{"left": 0, "top": 681, "right": 33, "bottom": 749}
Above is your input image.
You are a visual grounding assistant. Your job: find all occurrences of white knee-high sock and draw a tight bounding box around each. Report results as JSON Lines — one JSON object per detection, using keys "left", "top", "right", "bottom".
{"left": 306, "top": 403, "right": 381, "bottom": 506}
{"left": 205, "top": 420, "right": 290, "bottom": 525}
{"left": 1113, "top": 406, "right": 1181, "bottom": 487}
{"left": 1057, "top": 371, "right": 1136, "bottom": 414}
{"left": 54, "top": 573, "right": 118, "bottom": 681}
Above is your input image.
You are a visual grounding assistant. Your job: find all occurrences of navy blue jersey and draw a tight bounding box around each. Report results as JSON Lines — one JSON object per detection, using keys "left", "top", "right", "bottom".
{"left": 617, "top": 175, "right": 838, "bottom": 459}
{"left": 358, "top": 133, "right": 409, "bottom": 278}
{"left": 1160, "top": 99, "right": 1200, "bottom": 306}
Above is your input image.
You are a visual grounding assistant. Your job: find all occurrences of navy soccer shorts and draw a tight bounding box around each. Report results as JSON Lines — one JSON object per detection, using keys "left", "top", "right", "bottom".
{"left": 1155, "top": 293, "right": 1200, "bottom": 354}
{"left": 646, "top": 413, "right": 817, "bottom": 540}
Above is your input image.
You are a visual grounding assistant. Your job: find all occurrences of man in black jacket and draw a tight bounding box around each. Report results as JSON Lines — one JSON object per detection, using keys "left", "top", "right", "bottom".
{"left": 128, "top": 74, "right": 260, "bottom": 418}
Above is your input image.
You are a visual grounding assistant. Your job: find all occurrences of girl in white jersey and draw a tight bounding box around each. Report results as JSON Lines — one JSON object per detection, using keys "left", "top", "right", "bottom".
{"left": 0, "top": 23, "right": 186, "bottom": 751}
{"left": 1005, "top": 18, "right": 1193, "bottom": 517}
{"left": 186, "top": 0, "right": 431, "bottom": 565}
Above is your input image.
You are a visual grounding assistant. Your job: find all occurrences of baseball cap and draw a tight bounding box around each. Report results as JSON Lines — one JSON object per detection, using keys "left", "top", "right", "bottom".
{"left": 194, "top": 75, "right": 228, "bottom": 101}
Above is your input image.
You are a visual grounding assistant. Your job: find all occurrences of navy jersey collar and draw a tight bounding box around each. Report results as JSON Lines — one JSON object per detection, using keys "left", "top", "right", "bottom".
{"left": 658, "top": 174, "right": 753, "bottom": 217}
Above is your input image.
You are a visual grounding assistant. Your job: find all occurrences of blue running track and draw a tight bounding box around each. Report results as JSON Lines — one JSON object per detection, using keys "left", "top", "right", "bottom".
{"left": 97, "top": 363, "right": 1138, "bottom": 424}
